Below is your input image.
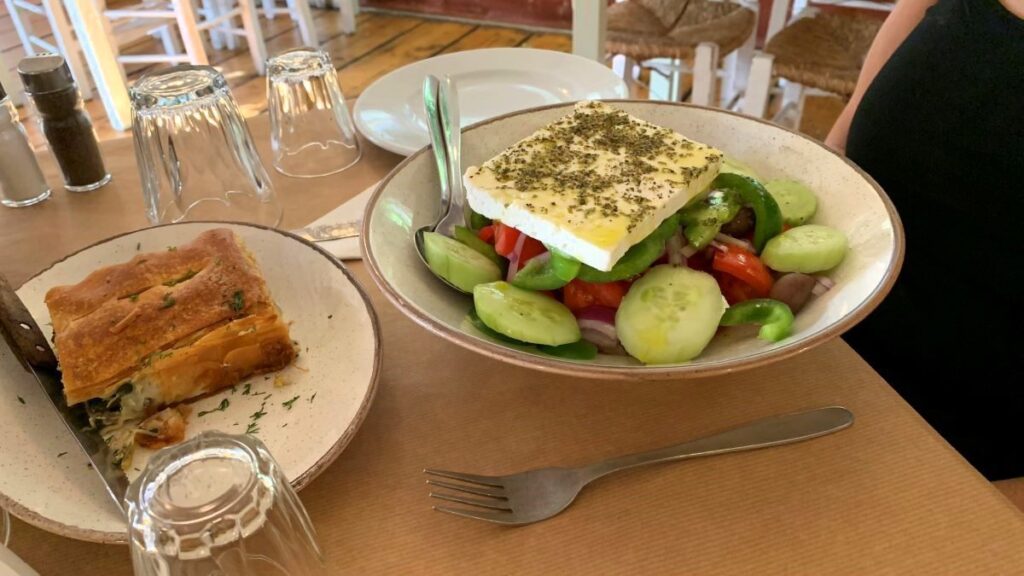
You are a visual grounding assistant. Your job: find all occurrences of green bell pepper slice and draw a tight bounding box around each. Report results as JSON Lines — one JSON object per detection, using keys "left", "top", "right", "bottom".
{"left": 511, "top": 248, "right": 581, "bottom": 290}
{"left": 679, "top": 189, "right": 741, "bottom": 249}
{"left": 577, "top": 214, "right": 682, "bottom": 282}
{"left": 719, "top": 298, "right": 794, "bottom": 342}
{"left": 454, "top": 226, "right": 502, "bottom": 266}
{"left": 711, "top": 173, "right": 783, "bottom": 253}
{"left": 468, "top": 210, "right": 492, "bottom": 231}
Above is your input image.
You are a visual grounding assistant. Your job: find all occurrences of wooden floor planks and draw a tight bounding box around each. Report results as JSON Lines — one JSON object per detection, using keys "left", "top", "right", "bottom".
{"left": 0, "top": 6, "right": 843, "bottom": 148}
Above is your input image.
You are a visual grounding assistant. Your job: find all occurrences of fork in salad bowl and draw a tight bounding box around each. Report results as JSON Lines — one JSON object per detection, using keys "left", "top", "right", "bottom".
{"left": 413, "top": 74, "right": 484, "bottom": 295}
{"left": 426, "top": 406, "right": 853, "bottom": 525}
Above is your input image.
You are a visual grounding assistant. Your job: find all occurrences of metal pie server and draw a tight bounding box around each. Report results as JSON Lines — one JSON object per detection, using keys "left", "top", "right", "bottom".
{"left": 0, "top": 274, "right": 128, "bottom": 514}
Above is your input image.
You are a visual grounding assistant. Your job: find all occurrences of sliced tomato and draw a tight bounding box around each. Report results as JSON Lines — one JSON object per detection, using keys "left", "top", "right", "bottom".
{"left": 716, "top": 273, "right": 761, "bottom": 305}
{"left": 477, "top": 225, "right": 496, "bottom": 244}
{"left": 712, "top": 244, "right": 774, "bottom": 297}
{"left": 563, "top": 279, "right": 628, "bottom": 311}
{"left": 494, "top": 222, "right": 519, "bottom": 257}
{"left": 519, "top": 236, "right": 546, "bottom": 263}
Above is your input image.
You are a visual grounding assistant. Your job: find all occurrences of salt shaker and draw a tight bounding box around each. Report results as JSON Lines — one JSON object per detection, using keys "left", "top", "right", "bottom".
{"left": 18, "top": 54, "right": 110, "bottom": 192}
{"left": 0, "top": 80, "right": 50, "bottom": 208}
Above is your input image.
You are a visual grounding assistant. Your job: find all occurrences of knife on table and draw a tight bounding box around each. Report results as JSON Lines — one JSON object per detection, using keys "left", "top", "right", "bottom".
{"left": 290, "top": 219, "right": 361, "bottom": 243}
{"left": 0, "top": 275, "right": 128, "bottom": 514}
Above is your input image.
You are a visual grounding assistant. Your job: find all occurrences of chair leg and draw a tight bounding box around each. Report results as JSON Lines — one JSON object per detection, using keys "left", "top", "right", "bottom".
{"left": 156, "top": 24, "right": 184, "bottom": 55}
{"left": 220, "top": 0, "right": 238, "bottom": 50}
{"left": 286, "top": 0, "right": 317, "bottom": 46}
{"left": 338, "top": 0, "right": 357, "bottom": 34}
{"left": 691, "top": 42, "right": 718, "bottom": 107}
{"left": 775, "top": 80, "right": 805, "bottom": 128}
{"left": 723, "top": 24, "right": 756, "bottom": 107}
{"left": 239, "top": 0, "right": 268, "bottom": 74}
{"left": 0, "top": 52, "right": 24, "bottom": 106}
{"left": 41, "top": 0, "right": 94, "bottom": 100}
{"left": 173, "top": 0, "right": 210, "bottom": 65}
{"left": 201, "top": 0, "right": 225, "bottom": 50}
{"left": 743, "top": 52, "right": 774, "bottom": 118}
{"left": 4, "top": 0, "right": 36, "bottom": 55}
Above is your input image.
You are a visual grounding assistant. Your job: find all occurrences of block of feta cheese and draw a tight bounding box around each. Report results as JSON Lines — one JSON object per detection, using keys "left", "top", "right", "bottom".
{"left": 463, "top": 101, "right": 723, "bottom": 272}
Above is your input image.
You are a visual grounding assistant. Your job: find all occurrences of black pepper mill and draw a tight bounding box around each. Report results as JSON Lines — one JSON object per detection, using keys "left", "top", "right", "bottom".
{"left": 18, "top": 53, "right": 111, "bottom": 192}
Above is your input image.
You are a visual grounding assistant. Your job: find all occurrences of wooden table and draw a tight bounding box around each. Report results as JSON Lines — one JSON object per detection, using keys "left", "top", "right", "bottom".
{"left": 3, "top": 116, "right": 1024, "bottom": 574}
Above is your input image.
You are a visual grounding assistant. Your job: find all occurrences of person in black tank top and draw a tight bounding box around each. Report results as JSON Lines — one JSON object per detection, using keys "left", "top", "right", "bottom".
{"left": 827, "top": 0, "right": 1024, "bottom": 480}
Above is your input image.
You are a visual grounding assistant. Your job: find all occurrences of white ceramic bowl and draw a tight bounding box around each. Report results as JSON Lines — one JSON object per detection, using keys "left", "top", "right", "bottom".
{"left": 363, "top": 101, "right": 904, "bottom": 379}
{"left": 0, "top": 222, "right": 380, "bottom": 542}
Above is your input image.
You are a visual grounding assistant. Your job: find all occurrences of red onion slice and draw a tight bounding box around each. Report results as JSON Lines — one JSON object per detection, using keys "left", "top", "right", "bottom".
{"left": 667, "top": 229, "right": 685, "bottom": 267}
{"left": 714, "top": 233, "right": 755, "bottom": 253}
{"left": 811, "top": 275, "right": 835, "bottom": 296}
{"left": 575, "top": 305, "right": 617, "bottom": 324}
{"left": 505, "top": 232, "right": 528, "bottom": 282}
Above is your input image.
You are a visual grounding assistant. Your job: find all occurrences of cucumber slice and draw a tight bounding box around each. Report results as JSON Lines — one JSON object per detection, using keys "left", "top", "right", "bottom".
{"left": 423, "top": 232, "right": 502, "bottom": 292}
{"left": 473, "top": 281, "right": 580, "bottom": 346}
{"left": 615, "top": 266, "right": 725, "bottom": 364}
{"left": 453, "top": 226, "right": 501, "bottom": 265}
{"left": 761, "top": 225, "right": 847, "bottom": 273}
{"left": 765, "top": 180, "right": 818, "bottom": 225}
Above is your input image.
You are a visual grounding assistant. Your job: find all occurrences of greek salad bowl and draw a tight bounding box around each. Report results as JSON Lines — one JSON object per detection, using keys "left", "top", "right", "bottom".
{"left": 363, "top": 100, "right": 904, "bottom": 380}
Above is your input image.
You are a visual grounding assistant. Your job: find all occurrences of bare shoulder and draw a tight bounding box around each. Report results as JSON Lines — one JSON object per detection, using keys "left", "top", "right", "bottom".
{"left": 1000, "top": 0, "right": 1024, "bottom": 19}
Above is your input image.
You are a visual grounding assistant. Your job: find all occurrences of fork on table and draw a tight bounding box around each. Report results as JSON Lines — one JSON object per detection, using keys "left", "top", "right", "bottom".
{"left": 425, "top": 406, "right": 853, "bottom": 525}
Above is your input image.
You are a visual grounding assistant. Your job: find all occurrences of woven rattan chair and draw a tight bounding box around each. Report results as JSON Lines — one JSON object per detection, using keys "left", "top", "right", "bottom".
{"left": 605, "top": 0, "right": 758, "bottom": 107}
{"left": 743, "top": 2, "right": 889, "bottom": 125}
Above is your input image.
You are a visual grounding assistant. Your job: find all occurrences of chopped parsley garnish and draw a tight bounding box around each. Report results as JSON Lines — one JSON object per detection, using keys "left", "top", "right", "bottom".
{"left": 136, "top": 242, "right": 141, "bottom": 251}
{"left": 245, "top": 422, "right": 260, "bottom": 435}
{"left": 57, "top": 452, "right": 67, "bottom": 458}
{"left": 17, "top": 396, "right": 25, "bottom": 405}
{"left": 242, "top": 383, "right": 252, "bottom": 395}
{"left": 251, "top": 405, "right": 268, "bottom": 421}
{"left": 160, "top": 293, "right": 176, "bottom": 309}
{"left": 327, "top": 314, "right": 333, "bottom": 320}
{"left": 282, "top": 395, "right": 300, "bottom": 410}
{"left": 229, "top": 290, "right": 245, "bottom": 313}
{"left": 129, "top": 293, "right": 140, "bottom": 302}
{"left": 162, "top": 269, "right": 197, "bottom": 287}
{"left": 167, "top": 246, "right": 177, "bottom": 252}
{"left": 308, "top": 392, "right": 317, "bottom": 404}
{"left": 197, "top": 398, "right": 230, "bottom": 417}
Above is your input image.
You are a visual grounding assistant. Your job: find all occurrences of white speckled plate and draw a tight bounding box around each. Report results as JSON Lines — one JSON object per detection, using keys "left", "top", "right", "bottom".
{"left": 0, "top": 222, "right": 380, "bottom": 543}
{"left": 353, "top": 48, "right": 629, "bottom": 156}
{"left": 364, "top": 101, "right": 904, "bottom": 379}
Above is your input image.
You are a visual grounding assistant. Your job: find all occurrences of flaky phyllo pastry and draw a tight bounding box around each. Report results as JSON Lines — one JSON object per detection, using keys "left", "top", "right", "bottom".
{"left": 44, "top": 229, "right": 295, "bottom": 468}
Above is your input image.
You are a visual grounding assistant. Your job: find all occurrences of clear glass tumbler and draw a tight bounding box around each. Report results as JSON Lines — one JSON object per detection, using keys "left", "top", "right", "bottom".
{"left": 131, "top": 65, "right": 282, "bottom": 226}
{"left": 267, "top": 48, "right": 361, "bottom": 178}
{"left": 126, "top": 431, "right": 326, "bottom": 576}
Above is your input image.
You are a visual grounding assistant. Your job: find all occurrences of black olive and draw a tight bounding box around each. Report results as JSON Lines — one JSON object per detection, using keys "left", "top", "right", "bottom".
{"left": 721, "top": 206, "right": 755, "bottom": 237}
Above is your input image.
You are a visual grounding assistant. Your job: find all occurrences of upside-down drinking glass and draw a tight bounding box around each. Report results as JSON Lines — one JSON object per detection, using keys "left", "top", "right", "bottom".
{"left": 267, "top": 48, "right": 361, "bottom": 178}
{"left": 126, "top": 431, "right": 326, "bottom": 576}
{"left": 131, "top": 65, "right": 282, "bottom": 226}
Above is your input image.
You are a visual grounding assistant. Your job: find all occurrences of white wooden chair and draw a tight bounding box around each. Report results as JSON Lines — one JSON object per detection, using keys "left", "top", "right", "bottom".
{"left": 742, "top": 0, "right": 891, "bottom": 126}
{"left": 4, "top": 0, "right": 98, "bottom": 98}
{"left": 603, "top": 0, "right": 759, "bottom": 108}
{"left": 100, "top": 1, "right": 268, "bottom": 73}
{"left": 203, "top": 0, "right": 317, "bottom": 50}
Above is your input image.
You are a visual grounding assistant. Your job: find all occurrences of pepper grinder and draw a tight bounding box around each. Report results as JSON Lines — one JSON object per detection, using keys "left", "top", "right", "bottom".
{"left": 18, "top": 54, "right": 111, "bottom": 192}
{"left": 0, "top": 80, "right": 50, "bottom": 208}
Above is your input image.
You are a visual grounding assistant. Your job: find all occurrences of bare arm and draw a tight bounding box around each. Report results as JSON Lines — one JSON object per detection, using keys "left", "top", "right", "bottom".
{"left": 824, "top": 0, "right": 937, "bottom": 152}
